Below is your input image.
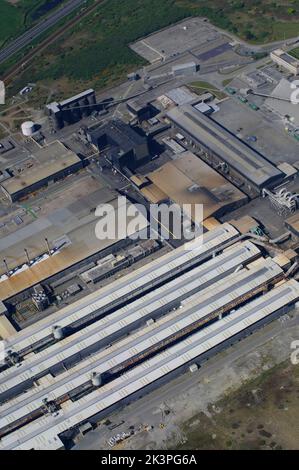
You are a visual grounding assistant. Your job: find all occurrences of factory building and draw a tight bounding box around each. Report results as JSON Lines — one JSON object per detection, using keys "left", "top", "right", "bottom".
{"left": 126, "top": 99, "right": 154, "bottom": 122}
{"left": 270, "top": 49, "right": 299, "bottom": 76}
{"left": 172, "top": 62, "right": 198, "bottom": 76}
{"left": 0, "top": 242, "right": 266, "bottom": 403}
{"left": 0, "top": 142, "right": 83, "bottom": 203}
{"left": 87, "top": 119, "right": 150, "bottom": 170}
{"left": 2, "top": 276, "right": 297, "bottom": 450}
{"left": 0, "top": 232, "right": 298, "bottom": 449}
{"left": 166, "top": 105, "right": 283, "bottom": 194}
{"left": 145, "top": 151, "right": 248, "bottom": 221}
{"left": 0, "top": 196, "right": 149, "bottom": 303}
{"left": 2, "top": 224, "right": 238, "bottom": 362}
{"left": 46, "top": 89, "right": 96, "bottom": 130}
{"left": 0, "top": 220, "right": 297, "bottom": 450}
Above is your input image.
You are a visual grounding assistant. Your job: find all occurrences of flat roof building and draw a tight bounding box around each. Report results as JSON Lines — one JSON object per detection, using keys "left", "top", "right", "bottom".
{"left": 146, "top": 151, "right": 247, "bottom": 221}
{"left": 0, "top": 142, "right": 83, "bottom": 202}
{"left": 166, "top": 105, "right": 283, "bottom": 193}
{"left": 46, "top": 89, "right": 96, "bottom": 129}
{"left": 172, "top": 62, "right": 198, "bottom": 76}
{"left": 0, "top": 196, "right": 149, "bottom": 302}
{"left": 87, "top": 120, "right": 149, "bottom": 170}
{"left": 270, "top": 49, "right": 299, "bottom": 76}
{"left": 264, "top": 78, "right": 299, "bottom": 126}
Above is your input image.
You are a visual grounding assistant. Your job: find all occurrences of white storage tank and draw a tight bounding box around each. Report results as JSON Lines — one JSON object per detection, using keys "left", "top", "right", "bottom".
{"left": 21, "top": 121, "right": 35, "bottom": 136}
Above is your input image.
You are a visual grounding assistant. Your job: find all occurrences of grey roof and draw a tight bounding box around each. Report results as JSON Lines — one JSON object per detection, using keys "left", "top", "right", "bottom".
{"left": 280, "top": 53, "right": 299, "bottom": 65}
{"left": 172, "top": 62, "right": 197, "bottom": 71}
{"left": 2, "top": 278, "right": 298, "bottom": 450}
{"left": 166, "top": 105, "right": 283, "bottom": 188}
{"left": 88, "top": 119, "right": 146, "bottom": 152}
{"left": 46, "top": 89, "right": 95, "bottom": 112}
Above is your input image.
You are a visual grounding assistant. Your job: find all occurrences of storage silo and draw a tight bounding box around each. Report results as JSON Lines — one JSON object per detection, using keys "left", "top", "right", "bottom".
{"left": 21, "top": 121, "right": 36, "bottom": 136}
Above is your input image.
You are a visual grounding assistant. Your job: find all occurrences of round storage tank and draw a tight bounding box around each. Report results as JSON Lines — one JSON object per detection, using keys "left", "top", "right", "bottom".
{"left": 21, "top": 121, "right": 36, "bottom": 136}
{"left": 52, "top": 325, "right": 64, "bottom": 340}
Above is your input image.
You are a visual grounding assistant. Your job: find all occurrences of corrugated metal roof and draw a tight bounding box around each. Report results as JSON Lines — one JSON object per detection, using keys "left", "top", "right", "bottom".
{"left": 0, "top": 242, "right": 261, "bottom": 399}
{"left": 5, "top": 224, "right": 238, "bottom": 354}
{"left": 166, "top": 105, "right": 282, "bottom": 188}
{"left": 2, "top": 279, "right": 298, "bottom": 450}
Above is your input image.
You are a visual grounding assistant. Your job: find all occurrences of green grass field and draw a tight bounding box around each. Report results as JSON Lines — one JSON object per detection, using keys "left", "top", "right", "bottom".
{"left": 188, "top": 81, "right": 227, "bottom": 100}
{"left": 4, "top": 0, "right": 299, "bottom": 101}
{"left": 0, "top": 2, "right": 24, "bottom": 46}
{"left": 290, "top": 46, "right": 299, "bottom": 59}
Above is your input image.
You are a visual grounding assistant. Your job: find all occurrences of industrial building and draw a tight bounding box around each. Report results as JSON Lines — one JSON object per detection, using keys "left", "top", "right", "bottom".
{"left": 46, "top": 89, "right": 96, "bottom": 130}
{"left": 264, "top": 78, "right": 299, "bottom": 126}
{"left": 0, "top": 244, "right": 275, "bottom": 433}
{"left": 126, "top": 100, "right": 154, "bottom": 121}
{"left": 146, "top": 151, "right": 248, "bottom": 221}
{"left": 172, "top": 62, "right": 198, "bottom": 76}
{"left": 87, "top": 120, "right": 150, "bottom": 170}
{"left": 164, "top": 87, "right": 198, "bottom": 106}
{"left": 0, "top": 195, "right": 149, "bottom": 302}
{"left": 0, "top": 241, "right": 265, "bottom": 403}
{"left": 0, "top": 272, "right": 299, "bottom": 449}
{"left": 166, "top": 104, "right": 283, "bottom": 194}
{"left": 2, "top": 224, "right": 238, "bottom": 362}
{"left": 270, "top": 49, "right": 299, "bottom": 76}
{"left": 0, "top": 142, "right": 83, "bottom": 203}
{"left": 0, "top": 219, "right": 297, "bottom": 449}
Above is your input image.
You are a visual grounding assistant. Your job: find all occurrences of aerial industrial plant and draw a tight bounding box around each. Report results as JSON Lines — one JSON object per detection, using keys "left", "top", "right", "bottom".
{"left": 0, "top": 0, "right": 299, "bottom": 454}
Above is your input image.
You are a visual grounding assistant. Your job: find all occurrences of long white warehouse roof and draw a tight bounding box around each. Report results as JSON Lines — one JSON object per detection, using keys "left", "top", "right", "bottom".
{"left": 0, "top": 242, "right": 261, "bottom": 400}
{"left": 6, "top": 223, "right": 238, "bottom": 356}
{"left": 2, "top": 279, "right": 298, "bottom": 450}
{"left": 0, "top": 243, "right": 262, "bottom": 428}
{"left": 166, "top": 105, "right": 283, "bottom": 188}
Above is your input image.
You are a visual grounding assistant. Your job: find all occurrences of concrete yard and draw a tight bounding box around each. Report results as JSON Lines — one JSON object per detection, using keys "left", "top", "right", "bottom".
{"left": 130, "top": 18, "right": 223, "bottom": 63}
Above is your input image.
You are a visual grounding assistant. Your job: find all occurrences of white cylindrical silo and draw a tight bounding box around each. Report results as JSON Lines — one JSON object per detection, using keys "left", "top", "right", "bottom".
{"left": 21, "top": 121, "right": 35, "bottom": 136}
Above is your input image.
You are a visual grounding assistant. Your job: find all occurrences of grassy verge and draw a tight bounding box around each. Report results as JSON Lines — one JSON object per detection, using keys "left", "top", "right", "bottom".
{"left": 290, "top": 47, "right": 299, "bottom": 59}
{"left": 175, "top": 361, "right": 299, "bottom": 450}
{"left": 188, "top": 81, "right": 227, "bottom": 100}
{"left": 4, "top": 0, "right": 299, "bottom": 102}
{"left": 0, "top": 1, "right": 72, "bottom": 47}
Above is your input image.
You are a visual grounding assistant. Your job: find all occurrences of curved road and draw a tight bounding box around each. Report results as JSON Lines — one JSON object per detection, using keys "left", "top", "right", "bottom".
{"left": 0, "top": 0, "right": 87, "bottom": 65}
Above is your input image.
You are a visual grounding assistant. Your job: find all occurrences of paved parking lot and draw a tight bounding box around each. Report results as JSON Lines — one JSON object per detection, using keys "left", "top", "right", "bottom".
{"left": 130, "top": 17, "right": 224, "bottom": 62}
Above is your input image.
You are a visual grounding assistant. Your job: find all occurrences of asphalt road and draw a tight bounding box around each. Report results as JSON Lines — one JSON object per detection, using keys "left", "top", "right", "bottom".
{"left": 0, "top": 0, "right": 87, "bottom": 65}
